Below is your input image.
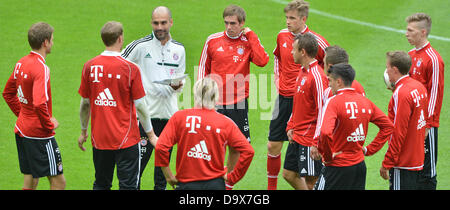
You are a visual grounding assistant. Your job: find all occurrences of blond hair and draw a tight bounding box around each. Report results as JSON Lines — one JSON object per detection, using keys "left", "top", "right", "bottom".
{"left": 194, "top": 77, "right": 219, "bottom": 109}
{"left": 284, "top": 0, "right": 309, "bottom": 18}
{"left": 406, "top": 13, "right": 432, "bottom": 36}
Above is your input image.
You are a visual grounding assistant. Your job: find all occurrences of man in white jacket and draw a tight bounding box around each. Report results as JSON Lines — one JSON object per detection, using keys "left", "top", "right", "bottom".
{"left": 122, "top": 6, "right": 185, "bottom": 190}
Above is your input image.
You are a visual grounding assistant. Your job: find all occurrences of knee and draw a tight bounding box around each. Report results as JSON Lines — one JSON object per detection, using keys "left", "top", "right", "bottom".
{"left": 282, "top": 169, "right": 295, "bottom": 181}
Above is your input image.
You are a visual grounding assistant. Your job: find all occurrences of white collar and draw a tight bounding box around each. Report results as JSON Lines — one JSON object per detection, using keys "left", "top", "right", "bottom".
{"left": 226, "top": 31, "right": 243, "bottom": 39}
{"left": 101, "top": 50, "right": 121, "bottom": 56}
{"left": 395, "top": 75, "right": 409, "bottom": 85}
{"left": 415, "top": 41, "right": 429, "bottom": 51}
{"left": 31, "top": 51, "right": 45, "bottom": 62}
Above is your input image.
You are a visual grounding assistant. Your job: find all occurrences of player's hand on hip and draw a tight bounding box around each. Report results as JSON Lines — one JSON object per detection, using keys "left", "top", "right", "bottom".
{"left": 287, "top": 129, "right": 294, "bottom": 143}
{"left": 380, "top": 166, "right": 390, "bottom": 180}
{"left": 51, "top": 117, "right": 59, "bottom": 130}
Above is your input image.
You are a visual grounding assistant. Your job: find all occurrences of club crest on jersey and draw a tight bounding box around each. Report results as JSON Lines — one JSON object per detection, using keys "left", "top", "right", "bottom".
{"left": 416, "top": 59, "right": 422, "bottom": 67}
{"left": 173, "top": 53, "right": 179, "bottom": 61}
{"left": 237, "top": 46, "right": 245, "bottom": 55}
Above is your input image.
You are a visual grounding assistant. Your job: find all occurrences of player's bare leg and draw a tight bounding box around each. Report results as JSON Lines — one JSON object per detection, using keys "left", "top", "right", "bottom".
{"left": 282, "top": 169, "right": 307, "bottom": 190}
{"left": 23, "top": 174, "right": 38, "bottom": 190}
{"left": 305, "top": 176, "right": 318, "bottom": 190}
{"left": 48, "top": 174, "right": 66, "bottom": 190}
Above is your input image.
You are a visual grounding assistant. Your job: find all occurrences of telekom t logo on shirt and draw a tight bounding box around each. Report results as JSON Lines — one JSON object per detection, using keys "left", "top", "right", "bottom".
{"left": 186, "top": 116, "right": 201, "bottom": 133}
{"left": 345, "top": 102, "right": 358, "bottom": 119}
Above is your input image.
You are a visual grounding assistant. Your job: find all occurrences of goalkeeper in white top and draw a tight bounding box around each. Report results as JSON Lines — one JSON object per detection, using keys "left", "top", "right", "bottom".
{"left": 121, "top": 6, "right": 186, "bottom": 190}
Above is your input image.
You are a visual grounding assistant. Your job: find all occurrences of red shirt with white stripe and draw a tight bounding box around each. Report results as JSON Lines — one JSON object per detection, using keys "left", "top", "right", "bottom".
{"left": 3, "top": 51, "right": 55, "bottom": 138}
{"left": 286, "top": 60, "right": 328, "bottom": 147}
{"left": 198, "top": 31, "right": 269, "bottom": 105}
{"left": 408, "top": 42, "right": 444, "bottom": 128}
{"left": 317, "top": 88, "right": 394, "bottom": 167}
{"left": 273, "top": 26, "right": 329, "bottom": 97}
{"left": 154, "top": 108, "right": 254, "bottom": 185}
{"left": 78, "top": 51, "right": 146, "bottom": 150}
{"left": 383, "top": 75, "right": 428, "bottom": 170}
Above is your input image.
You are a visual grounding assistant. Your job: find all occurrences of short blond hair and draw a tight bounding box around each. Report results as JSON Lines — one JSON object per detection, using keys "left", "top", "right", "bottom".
{"left": 406, "top": 13, "right": 432, "bottom": 36}
{"left": 194, "top": 77, "right": 219, "bottom": 109}
{"left": 101, "top": 21, "right": 123, "bottom": 47}
{"left": 284, "top": 0, "right": 309, "bottom": 18}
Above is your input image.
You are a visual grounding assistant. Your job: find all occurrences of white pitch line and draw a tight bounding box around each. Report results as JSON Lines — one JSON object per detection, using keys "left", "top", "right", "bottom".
{"left": 271, "top": 0, "right": 450, "bottom": 42}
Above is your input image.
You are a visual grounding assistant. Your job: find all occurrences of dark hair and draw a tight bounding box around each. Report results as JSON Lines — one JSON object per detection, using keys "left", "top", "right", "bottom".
{"left": 293, "top": 32, "right": 318, "bottom": 58}
{"left": 386, "top": 51, "right": 411, "bottom": 75}
{"left": 327, "top": 63, "right": 355, "bottom": 87}
{"left": 28, "top": 22, "right": 54, "bottom": 50}
{"left": 325, "top": 45, "right": 349, "bottom": 65}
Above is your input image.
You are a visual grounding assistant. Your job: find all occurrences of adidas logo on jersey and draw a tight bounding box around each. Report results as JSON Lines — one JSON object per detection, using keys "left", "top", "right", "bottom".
{"left": 417, "top": 109, "right": 426, "bottom": 130}
{"left": 187, "top": 140, "right": 211, "bottom": 161}
{"left": 17, "top": 85, "right": 28, "bottom": 104}
{"left": 94, "top": 88, "right": 117, "bottom": 107}
{"left": 347, "top": 123, "right": 366, "bottom": 142}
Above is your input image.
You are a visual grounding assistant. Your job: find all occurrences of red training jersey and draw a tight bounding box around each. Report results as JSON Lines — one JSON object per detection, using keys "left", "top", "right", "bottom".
{"left": 383, "top": 76, "right": 428, "bottom": 170}
{"left": 317, "top": 88, "right": 394, "bottom": 167}
{"left": 198, "top": 30, "right": 269, "bottom": 105}
{"left": 78, "top": 51, "right": 146, "bottom": 150}
{"left": 3, "top": 51, "right": 55, "bottom": 138}
{"left": 408, "top": 42, "right": 444, "bottom": 128}
{"left": 322, "top": 79, "right": 366, "bottom": 103}
{"left": 286, "top": 60, "right": 328, "bottom": 147}
{"left": 154, "top": 108, "right": 255, "bottom": 185}
{"left": 273, "top": 26, "right": 329, "bottom": 97}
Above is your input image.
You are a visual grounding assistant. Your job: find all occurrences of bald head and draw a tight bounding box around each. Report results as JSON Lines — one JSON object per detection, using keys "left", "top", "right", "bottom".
{"left": 151, "top": 6, "right": 173, "bottom": 43}
{"left": 152, "top": 6, "right": 172, "bottom": 19}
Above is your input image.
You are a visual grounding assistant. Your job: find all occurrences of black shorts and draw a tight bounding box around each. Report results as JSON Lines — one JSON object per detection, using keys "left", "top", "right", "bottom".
{"left": 418, "top": 127, "right": 438, "bottom": 190}
{"left": 314, "top": 161, "right": 366, "bottom": 190}
{"left": 15, "top": 134, "right": 63, "bottom": 178}
{"left": 216, "top": 99, "right": 250, "bottom": 142}
{"left": 176, "top": 177, "right": 226, "bottom": 190}
{"left": 92, "top": 143, "right": 141, "bottom": 190}
{"left": 390, "top": 168, "right": 419, "bottom": 190}
{"left": 283, "top": 141, "right": 322, "bottom": 177}
{"left": 268, "top": 94, "right": 293, "bottom": 142}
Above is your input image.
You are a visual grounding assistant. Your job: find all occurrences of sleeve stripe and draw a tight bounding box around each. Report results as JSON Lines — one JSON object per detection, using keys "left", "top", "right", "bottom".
{"left": 425, "top": 48, "right": 439, "bottom": 117}
{"left": 311, "top": 66, "right": 325, "bottom": 138}
{"left": 37, "top": 58, "right": 49, "bottom": 101}
{"left": 198, "top": 32, "right": 223, "bottom": 80}
{"left": 121, "top": 35, "right": 153, "bottom": 58}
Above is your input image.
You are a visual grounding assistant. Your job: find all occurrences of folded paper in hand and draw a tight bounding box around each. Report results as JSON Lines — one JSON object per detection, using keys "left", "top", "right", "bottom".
{"left": 153, "top": 74, "right": 188, "bottom": 85}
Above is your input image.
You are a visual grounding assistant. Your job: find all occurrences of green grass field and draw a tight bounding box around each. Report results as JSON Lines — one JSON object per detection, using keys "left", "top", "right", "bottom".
{"left": 0, "top": 0, "right": 448, "bottom": 190}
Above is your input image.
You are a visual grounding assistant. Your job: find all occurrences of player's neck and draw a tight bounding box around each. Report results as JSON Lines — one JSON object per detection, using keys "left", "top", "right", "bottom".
{"left": 32, "top": 48, "right": 47, "bottom": 60}
{"left": 415, "top": 39, "right": 429, "bottom": 50}
{"left": 105, "top": 45, "right": 122, "bottom": 53}
{"left": 302, "top": 57, "right": 315, "bottom": 69}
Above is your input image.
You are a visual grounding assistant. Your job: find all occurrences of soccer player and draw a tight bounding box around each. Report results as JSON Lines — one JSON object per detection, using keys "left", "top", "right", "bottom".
{"left": 154, "top": 77, "right": 255, "bottom": 190}
{"left": 405, "top": 13, "right": 444, "bottom": 190}
{"left": 380, "top": 51, "right": 428, "bottom": 190}
{"left": 321, "top": 45, "right": 365, "bottom": 102}
{"left": 121, "top": 6, "right": 185, "bottom": 190}
{"left": 78, "top": 21, "right": 158, "bottom": 190}
{"left": 198, "top": 4, "right": 269, "bottom": 190}
{"left": 3, "top": 22, "right": 66, "bottom": 190}
{"left": 313, "top": 63, "right": 394, "bottom": 190}
{"left": 267, "top": 0, "right": 330, "bottom": 190}
{"left": 283, "top": 33, "right": 328, "bottom": 190}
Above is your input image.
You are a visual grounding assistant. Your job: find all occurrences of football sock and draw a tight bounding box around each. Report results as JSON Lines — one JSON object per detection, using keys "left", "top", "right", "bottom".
{"left": 267, "top": 153, "right": 281, "bottom": 190}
